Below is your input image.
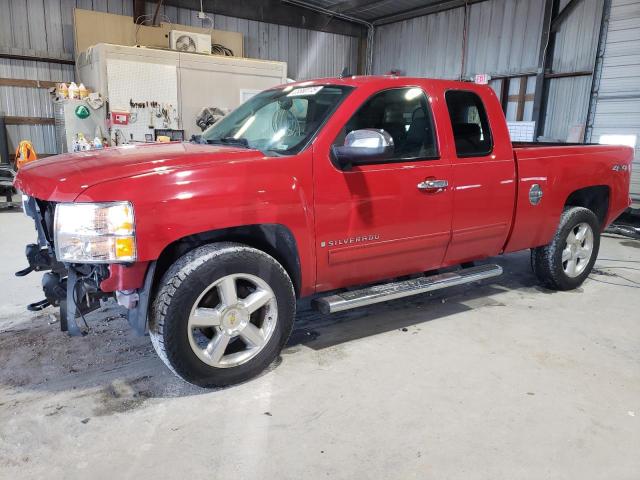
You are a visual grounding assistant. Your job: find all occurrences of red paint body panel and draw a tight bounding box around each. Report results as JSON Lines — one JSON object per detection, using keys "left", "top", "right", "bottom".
{"left": 14, "top": 76, "right": 634, "bottom": 297}
{"left": 100, "top": 262, "right": 150, "bottom": 292}
{"left": 436, "top": 83, "right": 517, "bottom": 265}
{"left": 74, "top": 148, "right": 317, "bottom": 296}
{"left": 504, "top": 144, "right": 633, "bottom": 253}
{"left": 311, "top": 81, "right": 453, "bottom": 290}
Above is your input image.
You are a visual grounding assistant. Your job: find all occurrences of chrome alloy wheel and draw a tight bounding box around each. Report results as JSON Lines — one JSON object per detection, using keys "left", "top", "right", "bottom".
{"left": 187, "top": 273, "right": 278, "bottom": 368}
{"left": 562, "top": 222, "right": 594, "bottom": 278}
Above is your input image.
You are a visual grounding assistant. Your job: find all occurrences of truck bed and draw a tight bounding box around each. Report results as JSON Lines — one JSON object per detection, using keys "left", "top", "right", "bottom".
{"left": 512, "top": 141, "right": 596, "bottom": 148}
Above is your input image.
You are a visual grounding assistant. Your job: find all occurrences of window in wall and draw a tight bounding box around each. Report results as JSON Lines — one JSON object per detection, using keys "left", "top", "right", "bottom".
{"left": 445, "top": 90, "right": 493, "bottom": 157}
{"left": 333, "top": 87, "right": 438, "bottom": 161}
{"left": 489, "top": 75, "right": 536, "bottom": 121}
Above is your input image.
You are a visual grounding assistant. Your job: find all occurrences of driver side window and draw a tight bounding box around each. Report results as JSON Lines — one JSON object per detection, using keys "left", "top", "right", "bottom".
{"left": 333, "top": 87, "right": 438, "bottom": 162}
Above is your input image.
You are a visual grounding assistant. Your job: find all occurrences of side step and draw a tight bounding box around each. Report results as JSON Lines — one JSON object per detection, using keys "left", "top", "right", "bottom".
{"left": 313, "top": 264, "right": 503, "bottom": 314}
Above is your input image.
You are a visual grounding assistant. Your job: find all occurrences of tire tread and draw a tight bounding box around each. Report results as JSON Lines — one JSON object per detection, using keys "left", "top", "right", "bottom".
{"left": 149, "top": 242, "right": 295, "bottom": 386}
{"left": 531, "top": 207, "right": 600, "bottom": 291}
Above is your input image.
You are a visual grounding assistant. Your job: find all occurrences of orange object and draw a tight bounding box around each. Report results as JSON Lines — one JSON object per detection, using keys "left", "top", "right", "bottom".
{"left": 15, "top": 140, "right": 38, "bottom": 169}
{"left": 115, "top": 237, "right": 136, "bottom": 259}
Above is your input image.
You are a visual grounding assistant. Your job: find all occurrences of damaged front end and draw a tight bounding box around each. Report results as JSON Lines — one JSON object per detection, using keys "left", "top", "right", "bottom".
{"left": 17, "top": 196, "right": 153, "bottom": 336}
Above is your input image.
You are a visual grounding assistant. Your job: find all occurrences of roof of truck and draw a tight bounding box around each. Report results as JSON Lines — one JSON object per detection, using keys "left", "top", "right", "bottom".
{"left": 281, "top": 75, "right": 489, "bottom": 91}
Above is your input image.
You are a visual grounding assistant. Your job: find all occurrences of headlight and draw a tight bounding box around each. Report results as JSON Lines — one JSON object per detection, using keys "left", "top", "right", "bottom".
{"left": 54, "top": 202, "right": 136, "bottom": 263}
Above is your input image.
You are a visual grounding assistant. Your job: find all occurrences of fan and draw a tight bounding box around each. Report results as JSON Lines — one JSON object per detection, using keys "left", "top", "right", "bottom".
{"left": 175, "top": 35, "right": 197, "bottom": 53}
{"left": 272, "top": 98, "right": 301, "bottom": 136}
{"left": 169, "top": 30, "right": 212, "bottom": 54}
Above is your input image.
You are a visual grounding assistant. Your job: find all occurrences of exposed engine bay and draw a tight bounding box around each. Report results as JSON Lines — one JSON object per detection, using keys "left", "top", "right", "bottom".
{"left": 18, "top": 196, "right": 114, "bottom": 336}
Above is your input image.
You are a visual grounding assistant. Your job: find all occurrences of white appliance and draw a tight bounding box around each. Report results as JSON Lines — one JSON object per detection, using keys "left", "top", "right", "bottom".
{"left": 169, "top": 30, "right": 212, "bottom": 54}
{"left": 76, "top": 44, "right": 288, "bottom": 140}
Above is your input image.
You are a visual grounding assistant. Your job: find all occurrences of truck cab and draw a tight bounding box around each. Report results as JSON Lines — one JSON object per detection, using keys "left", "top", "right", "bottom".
{"left": 312, "top": 79, "right": 515, "bottom": 291}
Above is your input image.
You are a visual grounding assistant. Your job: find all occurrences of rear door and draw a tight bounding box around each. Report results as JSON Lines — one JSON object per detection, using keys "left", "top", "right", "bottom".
{"left": 312, "top": 86, "right": 454, "bottom": 292}
{"left": 441, "top": 89, "right": 517, "bottom": 265}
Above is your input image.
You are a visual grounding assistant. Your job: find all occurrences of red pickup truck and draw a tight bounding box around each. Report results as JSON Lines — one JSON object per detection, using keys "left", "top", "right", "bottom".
{"left": 15, "top": 76, "right": 633, "bottom": 387}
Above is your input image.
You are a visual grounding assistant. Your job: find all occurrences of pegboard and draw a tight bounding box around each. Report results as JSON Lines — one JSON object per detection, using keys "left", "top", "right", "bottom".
{"left": 106, "top": 59, "right": 179, "bottom": 142}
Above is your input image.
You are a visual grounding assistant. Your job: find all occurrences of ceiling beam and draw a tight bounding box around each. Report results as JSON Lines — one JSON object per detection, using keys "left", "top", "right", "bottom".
{"left": 0, "top": 52, "right": 75, "bottom": 65}
{"left": 372, "top": 0, "right": 488, "bottom": 26}
{"left": 160, "top": 0, "right": 366, "bottom": 37}
{"left": 328, "top": 0, "right": 388, "bottom": 14}
{"left": 4, "top": 116, "right": 55, "bottom": 126}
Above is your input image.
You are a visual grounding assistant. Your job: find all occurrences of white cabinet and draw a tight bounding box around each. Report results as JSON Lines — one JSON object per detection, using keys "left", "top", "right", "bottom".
{"left": 178, "top": 53, "right": 288, "bottom": 138}
{"left": 77, "top": 43, "right": 288, "bottom": 141}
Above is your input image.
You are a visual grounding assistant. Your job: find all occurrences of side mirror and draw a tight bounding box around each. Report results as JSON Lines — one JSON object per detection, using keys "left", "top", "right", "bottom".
{"left": 332, "top": 129, "right": 394, "bottom": 170}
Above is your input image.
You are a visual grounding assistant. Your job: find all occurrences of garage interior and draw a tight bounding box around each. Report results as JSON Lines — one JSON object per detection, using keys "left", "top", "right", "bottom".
{"left": 0, "top": 0, "right": 639, "bottom": 478}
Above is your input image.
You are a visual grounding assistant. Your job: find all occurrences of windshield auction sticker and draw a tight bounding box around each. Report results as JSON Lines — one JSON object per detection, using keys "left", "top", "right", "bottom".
{"left": 287, "top": 86, "right": 324, "bottom": 97}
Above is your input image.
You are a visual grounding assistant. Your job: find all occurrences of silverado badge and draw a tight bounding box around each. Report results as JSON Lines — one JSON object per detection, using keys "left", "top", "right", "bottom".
{"left": 321, "top": 234, "right": 380, "bottom": 248}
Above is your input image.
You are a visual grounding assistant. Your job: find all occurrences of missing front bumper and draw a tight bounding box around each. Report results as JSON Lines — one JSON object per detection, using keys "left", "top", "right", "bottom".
{"left": 18, "top": 196, "right": 155, "bottom": 336}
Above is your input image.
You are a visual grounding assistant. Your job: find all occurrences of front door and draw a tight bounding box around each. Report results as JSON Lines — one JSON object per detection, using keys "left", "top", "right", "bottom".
{"left": 313, "top": 86, "right": 454, "bottom": 292}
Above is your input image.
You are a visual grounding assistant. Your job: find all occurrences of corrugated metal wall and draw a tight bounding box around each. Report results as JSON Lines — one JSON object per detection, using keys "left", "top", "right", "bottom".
{"left": 372, "top": 8, "right": 464, "bottom": 79}
{"left": 0, "top": 0, "right": 358, "bottom": 157}
{"left": 463, "top": 0, "right": 545, "bottom": 77}
{"left": 373, "top": 0, "right": 604, "bottom": 143}
{"left": 543, "top": 0, "right": 604, "bottom": 141}
{"left": 589, "top": 0, "right": 640, "bottom": 200}
{"left": 544, "top": 75, "right": 594, "bottom": 141}
{"left": 553, "top": 0, "right": 604, "bottom": 73}
{"left": 143, "top": 2, "right": 359, "bottom": 81}
{"left": 0, "top": 0, "right": 90, "bottom": 157}
{"left": 373, "top": 0, "right": 544, "bottom": 79}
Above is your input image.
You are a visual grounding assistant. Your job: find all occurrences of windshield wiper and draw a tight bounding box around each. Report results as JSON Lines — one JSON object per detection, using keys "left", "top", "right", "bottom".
{"left": 206, "top": 137, "right": 251, "bottom": 148}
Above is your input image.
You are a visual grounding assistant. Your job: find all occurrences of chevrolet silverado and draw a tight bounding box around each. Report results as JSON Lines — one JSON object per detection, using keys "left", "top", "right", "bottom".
{"left": 14, "top": 76, "right": 633, "bottom": 387}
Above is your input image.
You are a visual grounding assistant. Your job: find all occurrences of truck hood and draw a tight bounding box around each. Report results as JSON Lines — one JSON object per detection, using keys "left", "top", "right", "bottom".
{"left": 14, "top": 142, "right": 263, "bottom": 201}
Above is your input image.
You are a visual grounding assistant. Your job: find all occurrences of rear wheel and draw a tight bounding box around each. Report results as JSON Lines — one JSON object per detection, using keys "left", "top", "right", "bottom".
{"left": 531, "top": 207, "right": 600, "bottom": 290}
{"left": 149, "top": 243, "right": 296, "bottom": 387}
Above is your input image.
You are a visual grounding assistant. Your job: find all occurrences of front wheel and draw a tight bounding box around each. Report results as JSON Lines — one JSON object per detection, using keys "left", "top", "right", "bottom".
{"left": 149, "top": 242, "right": 296, "bottom": 388}
{"left": 531, "top": 207, "right": 600, "bottom": 290}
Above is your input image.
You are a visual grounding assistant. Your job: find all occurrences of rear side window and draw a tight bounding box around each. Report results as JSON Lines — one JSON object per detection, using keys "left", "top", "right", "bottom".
{"left": 445, "top": 90, "right": 493, "bottom": 157}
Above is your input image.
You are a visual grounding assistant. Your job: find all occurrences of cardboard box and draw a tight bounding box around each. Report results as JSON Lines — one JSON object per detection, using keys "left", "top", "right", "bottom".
{"left": 74, "top": 9, "right": 243, "bottom": 58}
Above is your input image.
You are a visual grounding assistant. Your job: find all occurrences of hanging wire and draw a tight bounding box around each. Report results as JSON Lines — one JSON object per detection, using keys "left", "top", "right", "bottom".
{"left": 211, "top": 44, "right": 234, "bottom": 56}
{"left": 134, "top": 13, "right": 174, "bottom": 45}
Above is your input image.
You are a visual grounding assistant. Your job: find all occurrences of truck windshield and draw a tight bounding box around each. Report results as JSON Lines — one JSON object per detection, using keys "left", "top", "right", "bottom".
{"left": 202, "top": 85, "right": 352, "bottom": 155}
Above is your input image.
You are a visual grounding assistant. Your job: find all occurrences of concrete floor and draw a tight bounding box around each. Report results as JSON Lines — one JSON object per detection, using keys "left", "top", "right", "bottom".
{"left": 0, "top": 207, "right": 639, "bottom": 479}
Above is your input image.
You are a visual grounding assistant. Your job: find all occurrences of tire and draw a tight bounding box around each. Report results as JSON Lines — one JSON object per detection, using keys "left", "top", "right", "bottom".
{"left": 531, "top": 207, "right": 600, "bottom": 291}
{"left": 149, "top": 242, "right": 296, "bottom": 388}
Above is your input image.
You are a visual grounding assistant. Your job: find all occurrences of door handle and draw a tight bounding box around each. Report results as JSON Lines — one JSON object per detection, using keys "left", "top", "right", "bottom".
{"left": 417, "top": 179, "right": 448, "bottom": 192}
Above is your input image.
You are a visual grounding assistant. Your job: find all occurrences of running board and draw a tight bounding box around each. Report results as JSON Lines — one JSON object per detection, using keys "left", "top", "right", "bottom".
{"left": 313, "top": 264, "right": 503, "bottom": 314}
